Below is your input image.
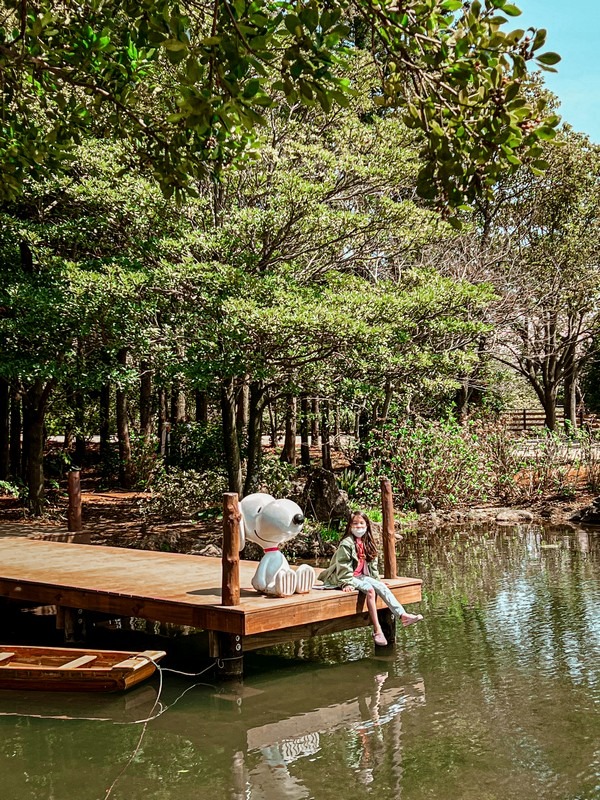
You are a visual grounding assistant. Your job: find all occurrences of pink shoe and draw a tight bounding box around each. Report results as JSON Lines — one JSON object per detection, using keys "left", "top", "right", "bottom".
{"left": 373, "top": 630, "right": 388, "bottom": 646}
{"left": 401, "top": 613, "right": 423, "bottom": 628}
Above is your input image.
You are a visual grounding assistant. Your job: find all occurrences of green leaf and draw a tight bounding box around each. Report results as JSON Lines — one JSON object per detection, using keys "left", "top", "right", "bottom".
{"left": 186, "top": 58, "right": 202, "bottom": 83}
{"left": 284, "top": 15, "right": 301, "bottom": 35}
{"left": 536, "top": 51, "right": 561, "bottom": 66}
{"left": 536, "top": 126, "right": 557, "bottom": 141}
{"left": 502, "top": 4, "right": 522, "bottom": 16}
{"left": 243, "top": 79, "right": 261, "bottom": 98}
{"left": 163, "top": 39, "right": 187, "bottom": 52}
{"left": 531, "top": 28, "right": 547, "bottom": 51}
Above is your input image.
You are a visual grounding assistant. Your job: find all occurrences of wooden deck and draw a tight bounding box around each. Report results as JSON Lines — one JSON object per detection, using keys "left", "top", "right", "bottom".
{"left": 0, "top": 538, "right": 422, "bottom": 652}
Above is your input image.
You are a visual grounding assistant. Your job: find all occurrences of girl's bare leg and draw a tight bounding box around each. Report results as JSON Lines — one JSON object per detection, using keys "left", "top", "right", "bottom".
{"left": 366, "top": 588, "right": 380, "bottom": 631}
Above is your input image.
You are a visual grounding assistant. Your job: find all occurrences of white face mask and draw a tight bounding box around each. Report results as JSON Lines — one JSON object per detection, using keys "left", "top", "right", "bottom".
{"left": 351, "top": 525, "right": 367, "bottom": 538}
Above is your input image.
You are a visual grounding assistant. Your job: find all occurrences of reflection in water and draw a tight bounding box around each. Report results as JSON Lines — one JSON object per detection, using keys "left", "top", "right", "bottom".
{"left": 0, "top": 524, "right": 598, "bottom": 800}
{"left": 240, "top": 671, "right": 423, "bottom": 799}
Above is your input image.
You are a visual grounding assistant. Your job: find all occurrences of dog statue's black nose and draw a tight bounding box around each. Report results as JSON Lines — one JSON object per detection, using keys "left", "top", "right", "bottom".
{"left": 292, "top": 513, "right": 305, "bottom": 525}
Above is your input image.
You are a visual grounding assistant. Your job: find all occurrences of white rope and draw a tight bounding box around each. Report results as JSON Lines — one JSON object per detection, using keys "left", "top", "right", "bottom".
{"left": 0, "top": 656, "right": 241, "bottom": 726}
{"left": 0, "top": 654, "right": 245, "bottom": 799}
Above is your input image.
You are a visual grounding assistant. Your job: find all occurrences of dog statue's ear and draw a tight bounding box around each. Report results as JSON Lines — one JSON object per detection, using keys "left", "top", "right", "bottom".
{"left": 238, "top": 514, "right": 245, "bottom": 551}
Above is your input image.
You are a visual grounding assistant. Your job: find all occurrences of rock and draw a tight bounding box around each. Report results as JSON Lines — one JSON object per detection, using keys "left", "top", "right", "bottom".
{"left": 444, "top": 510, "right": 466, "bottom": 523}
{"left": 302, "top": 468, "right": 351, "bottom": 523}
{"left": 465, "top": 510, "right": 493, "bottom": 523}
{"left": 571, "top": 497, "right": 600, "bottom": 525}
{"left": 495, "top": 509, "right": 534, "bottom": 524}
{"left": 191, "top": 543, "right": 222, "bottom": 557}
{"left": 415, "top": 497, "right": 435, "bottom": 514}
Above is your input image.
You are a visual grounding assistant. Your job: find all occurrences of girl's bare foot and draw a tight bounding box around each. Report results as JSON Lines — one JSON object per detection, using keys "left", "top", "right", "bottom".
{"left": 401, "top": 613, "right": 423, "bottom": 627}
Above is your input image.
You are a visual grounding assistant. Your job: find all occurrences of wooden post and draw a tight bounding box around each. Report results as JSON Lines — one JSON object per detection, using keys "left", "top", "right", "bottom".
{"left": 67, "top": 469, "right": 82, "bottom": 532}
{"left": 378, "top": 478, "right": 397, "bottom": 647}
{"left": 222, "top": 493, "right": 241, "bottom": 606}
{"left": 213, "top": 493, "right": 244, "bottom": 678}
{"left": 380, "top": 478, "right": 397, "bottom": 579}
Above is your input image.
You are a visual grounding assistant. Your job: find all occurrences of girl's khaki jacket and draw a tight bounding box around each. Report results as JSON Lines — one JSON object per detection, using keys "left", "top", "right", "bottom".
{"left": 318, "top": 536, "right": 381, "bottom": 589}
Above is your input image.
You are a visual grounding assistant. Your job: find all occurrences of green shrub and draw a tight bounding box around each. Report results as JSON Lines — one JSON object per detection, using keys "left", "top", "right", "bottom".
{"left": 256, "top": 453, "right": 297, "bottom": 498}
{"left": 477, "top": 423, "right": 527, "bottom": 503}
{"left": 578, "top": 428, "right": 600, "bottom": 492}
{"left": 129, "top": 432, "right": 162, "bottom": 489}
{"left": 362, "top": 416, "right": 490, "bottom": 509}
{"left": 0, "top": 480, "right": 21, "bottom": 498}
{"left": 335, "top": 468, "right": 365, "bottom": 499}
{"left": 140, "top": 467, "right": 227, "bottom": 521}
{"left": 168, "top": 421, "right": 224, "bottom": 471}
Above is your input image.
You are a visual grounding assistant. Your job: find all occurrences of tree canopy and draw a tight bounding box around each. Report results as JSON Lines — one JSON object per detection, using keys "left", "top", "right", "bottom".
{"left": 1, "top": 0, "right": 559, "bottom": 207}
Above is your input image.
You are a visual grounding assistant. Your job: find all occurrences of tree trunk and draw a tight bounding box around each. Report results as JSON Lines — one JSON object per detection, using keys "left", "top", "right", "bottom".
{"left": 542, "top": 388, "right": 558, "bottom": 431}
{"left": 381, "top": 380, "right": 393, "bottom": 422}
{"left": 195, "top": 389, "right": 208, "bottom": 424}
{"left": 24, "top": 403, "right": 45, "bottom": 515}
{"left": 22, "top": 380, "right": 54, "bottom": 516}
{"left": 300, "top": 393, "right": 311, "bottom": 467}
{"left": 116, "top": 349, "right": 134, "bottom": 489}
{"left": 454, "top": 379, "right": 468, "bottom": 423}
{"left": 140, "top": 359, "right": 153, "bottom": 438}
{"left": 0, "top": 378, "right": 9, "bottom": 480}
{"left": 63, "top": 387, "right": 75, "bottom": 452}
{"left": 21, "top": 400, "right": 30, "bottom": 484}
{"left": 99, "top": 383, "right": 111, "bottom": 462}
{"left": 321, "top": 400, "right": 332, "bottom": 471}
{"left": 74, "top": 390, "right": 86, "bottom": 467}
{"left": 221, "top": 377, "right": 243, "bottom": 495}
{"left": 563, "top": 344, "right": 578, "bottom": 433}
{"left": 9, "top": 389, "right": 21, "bottom": 479}
{"left": 266, "top": 392, "right": 277, "bottom": 447}
{"left": 243, "top": 382, "right": 266, "bottom": 496}
{"left": 171, "top": 385, "right": 186, "bottom": 424}
{"left": 356, "top": 406, "right": 370, "bottom": 470}
{"left": 158, "top": 388, "right": 169, "bottom": 457}
{"left": 311, "top": 398, "right": 320, "bottom": 446}
{"left": 236, "top": 379, "right": 249, "bottom": 432}
{"left": 280, "top": 394, "right": 297, "bottom": 466}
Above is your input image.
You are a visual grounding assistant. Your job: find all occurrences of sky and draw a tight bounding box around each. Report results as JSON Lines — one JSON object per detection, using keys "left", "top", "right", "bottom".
{"left": 517, "top": 0, "right": 600, "bottom": 141}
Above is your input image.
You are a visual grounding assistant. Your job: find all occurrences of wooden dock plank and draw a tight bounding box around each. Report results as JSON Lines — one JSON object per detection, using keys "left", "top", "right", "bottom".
{"left": 0, "top": 538, "right": 422, "bottom": 638}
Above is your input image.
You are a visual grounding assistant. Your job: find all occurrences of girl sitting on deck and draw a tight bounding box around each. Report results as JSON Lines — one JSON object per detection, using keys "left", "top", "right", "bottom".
{"left": 318, "top": 511, "right": 423, "bottom": 646}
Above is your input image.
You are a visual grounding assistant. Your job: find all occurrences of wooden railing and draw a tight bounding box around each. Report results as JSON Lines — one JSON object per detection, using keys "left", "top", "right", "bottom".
{"left": 500, "top": 408, "right": 600, "bottom": 432}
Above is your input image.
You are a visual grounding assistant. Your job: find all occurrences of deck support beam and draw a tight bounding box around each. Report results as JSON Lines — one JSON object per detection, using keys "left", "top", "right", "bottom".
{"left": 57, "top": 606, "right": 88, "bottom": 644}
{"left": 377, "top": 609, "right": 396, "bottom": 646}
{"left": 209, "top": 631, "right": 244, "bottom": 681}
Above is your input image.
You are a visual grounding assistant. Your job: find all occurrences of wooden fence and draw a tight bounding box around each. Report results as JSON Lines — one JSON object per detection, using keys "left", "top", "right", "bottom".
{"left": 500, "top": 407, "right": 600, "bottom": 433}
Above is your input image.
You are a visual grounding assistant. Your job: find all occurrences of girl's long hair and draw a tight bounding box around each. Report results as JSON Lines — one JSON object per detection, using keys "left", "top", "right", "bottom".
{"left": 342, "top": 512, "right": 378, "bottom": 561}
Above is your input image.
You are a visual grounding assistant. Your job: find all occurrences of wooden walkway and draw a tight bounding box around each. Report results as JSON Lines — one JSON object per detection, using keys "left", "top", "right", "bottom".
{"left": 0, "top": 537, "right": 422, "bottom": 661}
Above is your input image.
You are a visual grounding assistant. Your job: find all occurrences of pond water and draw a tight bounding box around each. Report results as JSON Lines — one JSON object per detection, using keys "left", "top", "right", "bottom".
{"left": 1, "top": 524, "right": 598, "bottom": 800}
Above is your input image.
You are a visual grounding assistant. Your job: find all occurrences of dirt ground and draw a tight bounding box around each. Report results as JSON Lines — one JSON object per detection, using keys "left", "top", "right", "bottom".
{"left": 0, "top": 488, "right": 222, "bottom": 554}
{"left": 0, "top": 472, "right": 595, "bottom": 556}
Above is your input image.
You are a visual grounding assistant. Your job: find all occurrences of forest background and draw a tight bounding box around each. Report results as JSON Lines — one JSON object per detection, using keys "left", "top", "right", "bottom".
{"left": 2, "top": 0, "right": 600, "bottom": 541}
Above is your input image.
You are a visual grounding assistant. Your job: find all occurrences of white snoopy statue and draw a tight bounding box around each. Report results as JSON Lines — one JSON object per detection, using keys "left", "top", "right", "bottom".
{"left": 239, "top": 493, "right": 316, "bottom": 597}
